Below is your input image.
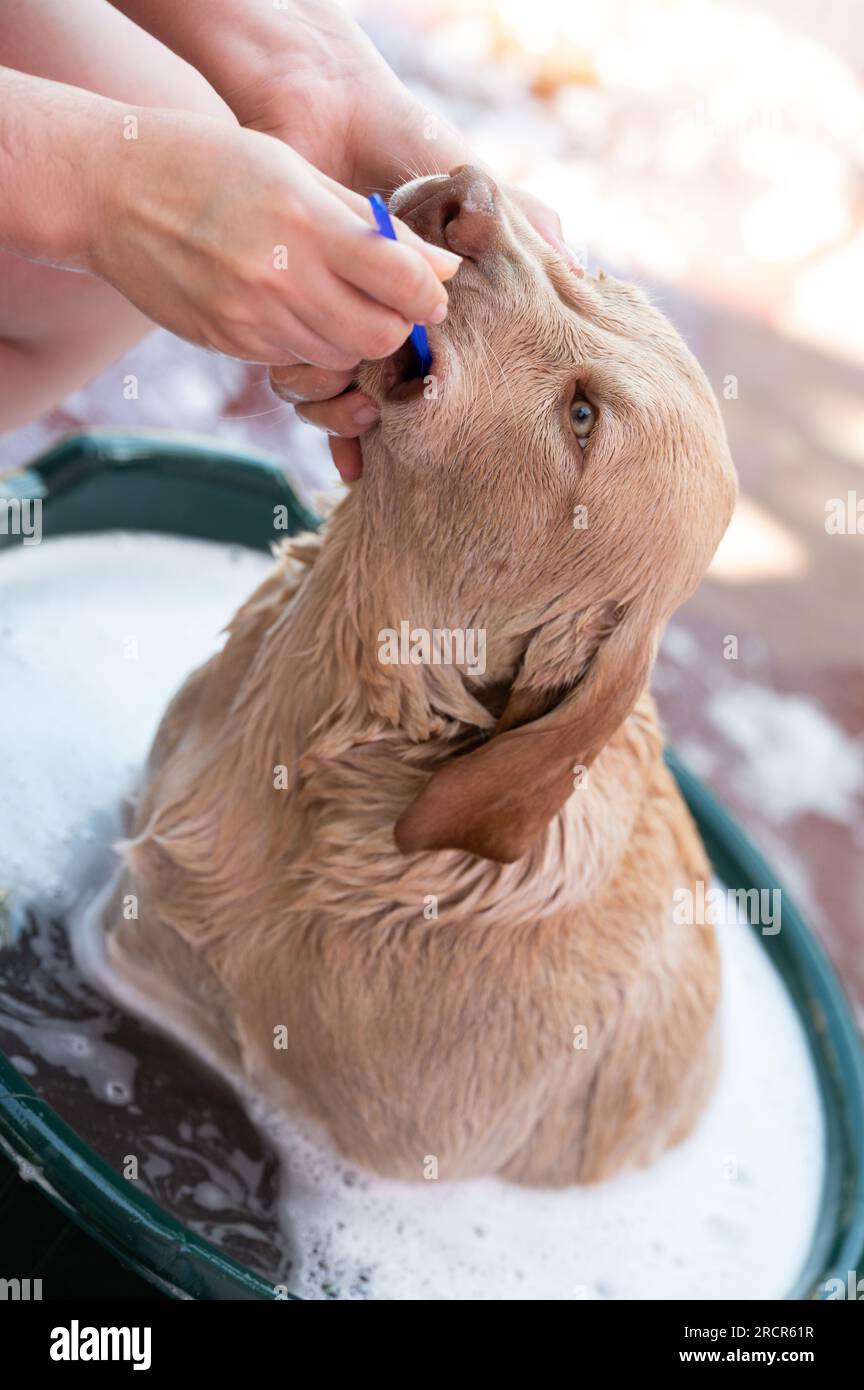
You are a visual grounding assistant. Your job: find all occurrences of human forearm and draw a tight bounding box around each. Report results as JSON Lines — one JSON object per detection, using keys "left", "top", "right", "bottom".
{"left": 110, "top": 0, "right": 472, "bottom": 187}
{"left": 109, "top": 0, "right": 296, "bottom": 117}
{"left": 0, "top": 67, "right": 118, "bottom": 266}
{"left": 109, "top": 0, "right": 373, "bottom": 124}
{"left": 0, "top": 57, "right": 458, "bottom": 370}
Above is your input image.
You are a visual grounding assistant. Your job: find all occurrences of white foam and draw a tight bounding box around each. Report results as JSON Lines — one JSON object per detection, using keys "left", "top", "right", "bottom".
{"left": 0, "top": 532, "right": 273, "bottom": 911}
{"left": 252, "top": 906, "right": 824, "bottom": 1301}
{"left": 0, "top": 531, "right": 825, "bottom": 1299}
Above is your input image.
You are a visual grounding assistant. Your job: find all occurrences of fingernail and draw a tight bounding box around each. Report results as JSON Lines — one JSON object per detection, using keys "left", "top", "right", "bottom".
{"left": 427, "top": 302, "right": 448, "bottom": 325}
{"left": 354, "top": 404, "right": 379, "bottom": 425}
{"left": 431, "top": 246, "right": 462, "bottom": 265}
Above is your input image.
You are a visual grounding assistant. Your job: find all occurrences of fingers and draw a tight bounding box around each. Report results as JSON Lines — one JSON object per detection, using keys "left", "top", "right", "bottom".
{"left": 268, "top": 362, "right": 375, "bottom": 485}
{"left": 336, "top": 233, "right": 456, "bottom": 328}
{"left": 218, "top": 153, "right": 461, "bottom": 364}
{"left": 316, "top": 170, "right": 463, "bottom": 283}
{"left": 269, "top": 363, "right": 355, "bottom": 404}
{"left": 284, "top": 264, "right": 417, "bottom": 364}
{"left": 508, "top": 187, "right": 563, "bottom": 241}
{"left": 382, "top": 211, "right": 464, "bottom": 281}
{"left": 327, "top": 220, "right": 459, "bottom": 328}
{"left": 309, "top": 171, "right": 462, "bottom": 326}
{"left": 506, "top": 186, "right": 584, "bottom": 275}
{"left": 207, "top": 303, "right": 362, "bottom": 371}
{"left": 295, "top": 390, "right": 379, "bottom": 438}
{"left": 329, "top": 435, "right": 364, "bottom": 483}
{"left": 209, "top": 162, "right": 461, "bottom": 367}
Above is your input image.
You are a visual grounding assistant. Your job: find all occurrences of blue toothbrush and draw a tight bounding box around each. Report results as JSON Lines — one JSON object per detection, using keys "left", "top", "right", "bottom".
{"left": 368, "top": 193, "right": 433, "bottom": 377}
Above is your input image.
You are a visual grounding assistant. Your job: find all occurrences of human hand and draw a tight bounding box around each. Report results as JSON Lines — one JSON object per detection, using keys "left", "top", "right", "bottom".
{"left": 248, "top": 4, "right": 579, "bottom": 477}
{"left": 87, "top": 109, "right": 462, "bottom": 367}
{"left": 268, "top": 172, "right": 582, "bottom": 483}
{"left": 232, "top": 1, "right": 578, "bottom": 263}
{"left": 106, "top": 2, "right": 577, "bottom": 476}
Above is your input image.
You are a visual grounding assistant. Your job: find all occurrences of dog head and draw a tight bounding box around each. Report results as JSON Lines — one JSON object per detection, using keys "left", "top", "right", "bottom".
{"left": 355, "top": 167, "right": 736, "bottom": 862}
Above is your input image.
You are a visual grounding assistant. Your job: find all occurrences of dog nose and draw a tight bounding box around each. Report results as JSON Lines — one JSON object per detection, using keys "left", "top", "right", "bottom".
{"left": 401, "top": 165, "right": 501, "bottom": 259}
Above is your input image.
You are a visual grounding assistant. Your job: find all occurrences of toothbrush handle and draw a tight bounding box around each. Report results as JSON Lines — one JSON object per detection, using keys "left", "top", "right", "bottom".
{"left": 368, "top": 195, "right": 432, "bottom": 377}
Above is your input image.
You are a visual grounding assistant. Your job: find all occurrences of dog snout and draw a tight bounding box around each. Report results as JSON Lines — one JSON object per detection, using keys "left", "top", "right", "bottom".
{"left": 400, "top": 165, "right": 501, "bottom": 260}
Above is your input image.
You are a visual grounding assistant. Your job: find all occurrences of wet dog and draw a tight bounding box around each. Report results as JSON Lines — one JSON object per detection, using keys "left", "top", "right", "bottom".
{"left": 99, "top": 167, "right": 737, "bottom": 1184}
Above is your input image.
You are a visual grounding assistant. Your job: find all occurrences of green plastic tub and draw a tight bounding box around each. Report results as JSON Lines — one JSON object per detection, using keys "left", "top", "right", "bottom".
{"left": 1, "top": 430, "right": 862, "bottom": 1301}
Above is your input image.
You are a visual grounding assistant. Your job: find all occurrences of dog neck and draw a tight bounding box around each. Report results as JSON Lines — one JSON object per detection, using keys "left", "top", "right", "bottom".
{"left": 220, "top": 488, "right": 662, "bottom": 921}
{"left": 274, "top": 484, "right": 531, "bottom": 738}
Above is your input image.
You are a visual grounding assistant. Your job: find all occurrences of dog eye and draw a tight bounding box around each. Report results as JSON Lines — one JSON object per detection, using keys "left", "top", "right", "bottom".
{"left": 570, "top": 396, "right": 596, "bottom": 445}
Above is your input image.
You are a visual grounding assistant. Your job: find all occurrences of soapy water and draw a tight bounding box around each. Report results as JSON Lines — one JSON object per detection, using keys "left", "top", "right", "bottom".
{"left": 0, "top": 532, "right": 825, "bottom": 1299}
{"left": 0, "top": 908, "right": 286, "bottom": 1280}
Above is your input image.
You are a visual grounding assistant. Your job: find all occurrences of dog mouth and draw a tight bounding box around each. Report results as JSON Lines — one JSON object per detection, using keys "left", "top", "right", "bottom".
{"left": 355, "top": 341, "right": 432, "bottom": 408}
{"left": 384, "top": 339, "right": 431, "bottom": 403}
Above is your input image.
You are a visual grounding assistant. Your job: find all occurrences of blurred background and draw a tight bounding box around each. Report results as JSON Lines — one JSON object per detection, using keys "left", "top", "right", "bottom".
{"left": 2, "top": 0, "right": 862, "bottom": 1011}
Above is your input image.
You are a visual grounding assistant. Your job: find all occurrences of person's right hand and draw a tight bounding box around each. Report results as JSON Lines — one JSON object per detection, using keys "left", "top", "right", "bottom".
{"left": 87, "top": 108, "right": 461, "bottom": 368}
{"left": 269, "top": 179, "right": 579, "bottom": 485}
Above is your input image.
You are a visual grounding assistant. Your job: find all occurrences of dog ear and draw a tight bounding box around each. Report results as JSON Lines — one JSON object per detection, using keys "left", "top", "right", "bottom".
{"left": 394, "top": 601, "right": 656, "bottom": 862}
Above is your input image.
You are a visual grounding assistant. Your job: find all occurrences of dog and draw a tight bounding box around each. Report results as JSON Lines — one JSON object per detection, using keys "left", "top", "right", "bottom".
{"left": 97, "top": 167, "right": 737, "bottom": 1185}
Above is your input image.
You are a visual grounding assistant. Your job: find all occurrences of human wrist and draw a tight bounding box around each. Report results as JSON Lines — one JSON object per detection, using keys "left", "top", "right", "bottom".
{"left": 111, "top": 0, "right": 351, "bottom": 129}
{"left": 0, "top": 69, "right": 121, "bottom": 268}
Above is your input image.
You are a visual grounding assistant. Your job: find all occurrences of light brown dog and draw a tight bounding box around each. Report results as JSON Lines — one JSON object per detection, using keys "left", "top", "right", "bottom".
{"left": 100, "top": 168, "right": 737, "bottom": 1185}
